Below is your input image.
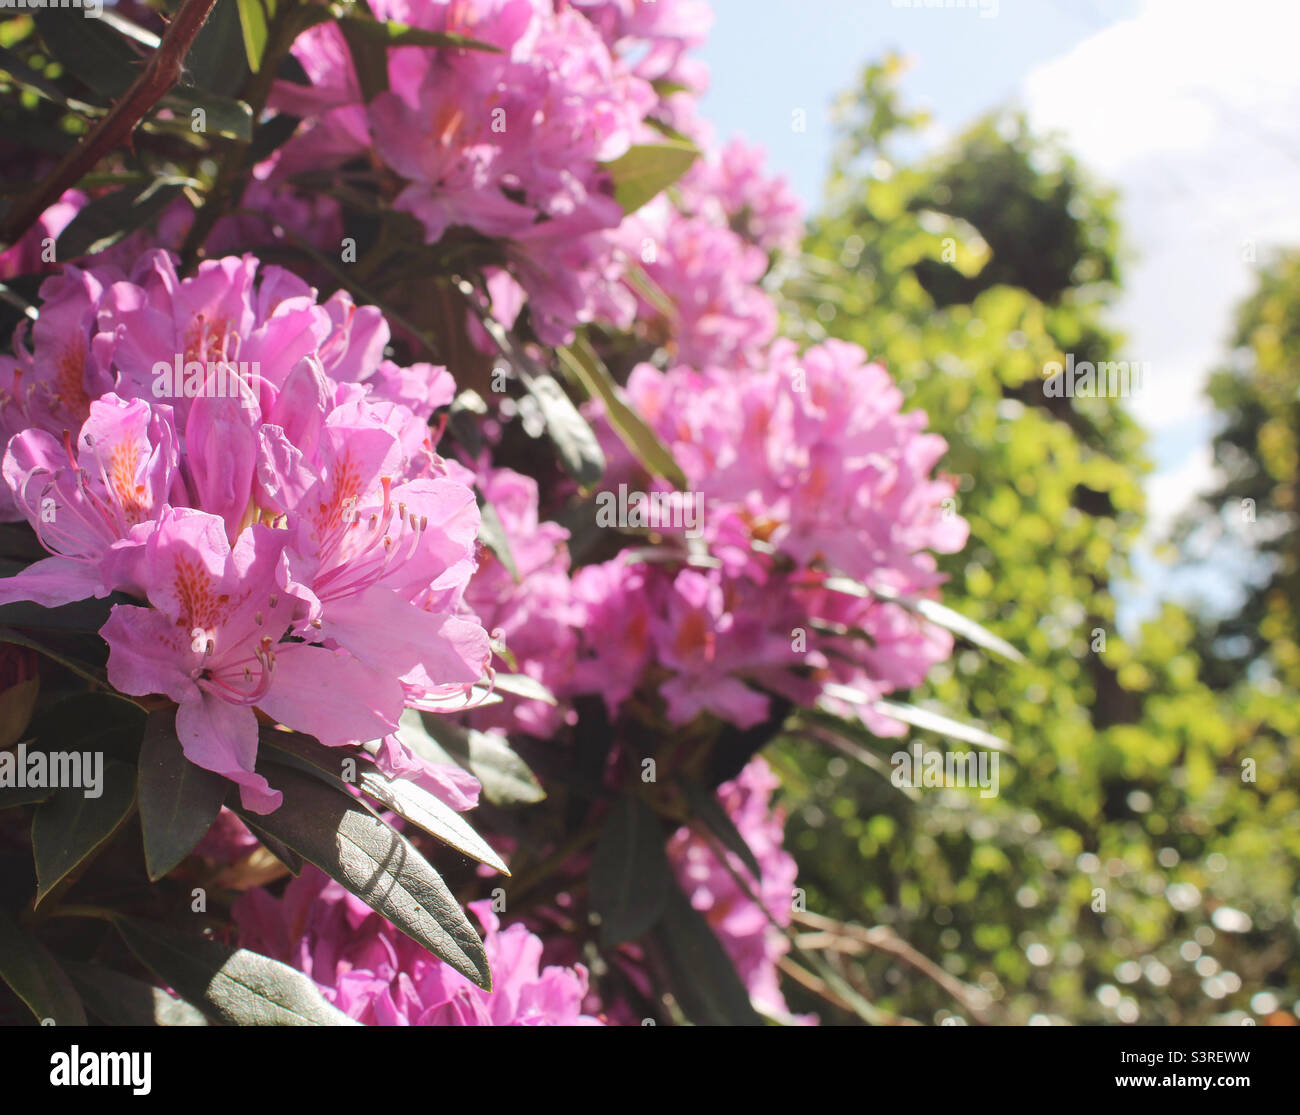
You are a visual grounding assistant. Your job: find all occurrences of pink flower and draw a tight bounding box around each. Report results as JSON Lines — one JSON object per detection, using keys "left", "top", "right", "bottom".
{"left": 679, "top": 137, "right": 804, "bottom": 255}
{"left": 620, "top": 200, "right": 778, "bottom": 370}
{"left": 234, "top": 866, "right": 604, "bottom": 1025}
{"left": 668, "top": 756, "right": 814, "bottom": 1022}
{"left": 273, "top": 0, "right": 657, "bottom": 342}
{"left": 0, "top": 393, "right": 177, "bottom": 607}
{"left": 0, "top": 250, "right": 493, "bottom": 808}
{"left": 0, "top": 189, "right": 85, "bottom": 281}
{"left": 463, "top": 465, "right": 580, "bottom": 735}
{"left": 102, "top": 508, "right": 403, "bottom": 813}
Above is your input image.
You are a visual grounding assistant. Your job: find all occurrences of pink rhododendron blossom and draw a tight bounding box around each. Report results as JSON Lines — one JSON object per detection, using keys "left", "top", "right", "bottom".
{"left": 679, "top": 137, "right": 804, "bottom": 255}
{"left": 619, "top": 198, "right": 778, "bottom": 370}
{"left": 0, "top": 189, "right": 85, "bottom": 281}
{"left": 668, "top": 756, "right": 813, "bottom": 1022}
{"left": 0, "top": 250, "right": 492, "bottom": 808}
{"left": 463, "top": 465, "right": 580, "bottom": 735}
{"left": 271, "top": 0, "right": 658, "bottom": 342}
{"left": 234, "top": 867, "right": 603, "bottom": 1025}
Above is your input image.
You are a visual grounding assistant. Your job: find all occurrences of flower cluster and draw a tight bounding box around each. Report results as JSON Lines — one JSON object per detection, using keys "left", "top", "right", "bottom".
{"left": 0, "top": 0, "right": 973, "bottom": 1028}
{"left": 234, "top": 867, "right": 602, "bottom": 1025}
{"left": 562, "top": 338, "right": 966, "bottom": 733}
{"left": 0, "top": 251, "right": 490, "bottom": 811}
{"left": 668, "top": 757, "right": 811, "bottom": 1021}
{"left": 272, "top": 0, "right": 665, "bottom": 343}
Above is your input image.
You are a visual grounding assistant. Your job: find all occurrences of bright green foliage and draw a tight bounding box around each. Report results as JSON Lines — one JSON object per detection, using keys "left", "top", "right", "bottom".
{"left": 778, "top": 56, "right": 1300, "bottom": 1025}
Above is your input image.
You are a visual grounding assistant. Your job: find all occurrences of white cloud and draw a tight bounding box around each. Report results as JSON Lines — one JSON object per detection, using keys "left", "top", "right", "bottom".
{"left": 1021, "top": 0, "right": 1300, "bottom": 564}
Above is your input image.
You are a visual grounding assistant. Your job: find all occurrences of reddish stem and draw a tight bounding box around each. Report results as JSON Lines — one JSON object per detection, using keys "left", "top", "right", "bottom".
{"left": 0, "top": 0, "right": 218, "bottom": 253}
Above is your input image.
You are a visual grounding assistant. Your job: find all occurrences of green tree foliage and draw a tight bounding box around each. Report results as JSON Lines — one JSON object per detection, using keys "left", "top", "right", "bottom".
{"left": 777, "top": 55, "right": 1300, "bottom": 1025}
{"left": 1177, "top": 249, "right": 1300, "bottom": 691}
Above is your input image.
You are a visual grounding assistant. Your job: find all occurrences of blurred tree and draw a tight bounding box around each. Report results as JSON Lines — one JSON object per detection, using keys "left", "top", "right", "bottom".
{"left": 1176, "top": 250, "right": 1300, "bottom": 691}
{"left": 776, "top": 54, "right": 1300, "bottom": 1026}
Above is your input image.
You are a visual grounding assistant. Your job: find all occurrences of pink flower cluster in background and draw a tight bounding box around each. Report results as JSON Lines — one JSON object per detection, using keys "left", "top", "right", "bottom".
{"left": 235, "top": 867, "right": 602, "bottom": 1025}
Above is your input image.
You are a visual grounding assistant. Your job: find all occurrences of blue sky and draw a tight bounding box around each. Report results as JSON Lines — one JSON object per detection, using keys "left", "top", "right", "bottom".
{"left": 699, "top": 0, "right": 1300, "bottom": 632}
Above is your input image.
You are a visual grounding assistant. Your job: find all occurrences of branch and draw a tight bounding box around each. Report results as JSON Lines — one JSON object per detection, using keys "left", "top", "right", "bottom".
{"left": 0, "top": 0, "right": 218, "bottom": 253}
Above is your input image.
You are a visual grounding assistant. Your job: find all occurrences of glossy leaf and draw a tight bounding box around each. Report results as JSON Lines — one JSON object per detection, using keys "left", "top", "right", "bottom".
{"left": 32, "top": 759, "right": 137, "bottom": 905}
{"left": 0, "top": 908, "right": 86, "bottom": 1025}
{"left": 589, "top": 795, "right": 672, "bottom": 946}
{"left": 233, "top": 762, "right": 491, "bottom": 989}
{"left": 111, "top": 915, "right": 358, "bottom": 1026}
{"left": 137, "top": 708, "right": 229, "bottom": 881}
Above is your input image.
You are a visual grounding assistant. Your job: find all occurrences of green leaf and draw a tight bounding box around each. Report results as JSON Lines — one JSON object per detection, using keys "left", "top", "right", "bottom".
{"left": 453, "top": 278, "right": 605, "bottom": 486}
{"left": 111, "top": 916, "right": 358, "bottom": 1026}
{"left": 137, "top": 708, "right": 229, "bottom": 881}
{"left": 337, "top": 14, "right": 390, "bottom": 103}
{"left": 491, "top": 672, "right": 557, "bottom": 706}
{"left": 359, "top": 765, "right": 510, "bottom": 876}
{"left": 235, "top": 0, "right": 272, "bottom": 74}
{"left": 0, "top": 785, "right": 53, "bottom": 810}
{"left": 823, "top": 576, "right": 1023, "bottom": 663}
{"left": 415, "top": 713, "right": 545, "bottom": 806}
{"left": 869, "top": 697, "right": 1012, "bottom": 753}
{"left": 63, "top": 961, "right": 210, "bottom": 1027}
{"left": 0, "top": 592, "right": 119, "bottom": 632}
{"left": 189, "top": 0, "right": 253, "bottom": 95}
{"left": 339, "top": 15, "right": 502, "bottom": 54}
{"left": 158, "top": 88, "right": 254, "bottom": 142}
{"left": 56, "top": 179, "right": 187, "bottom": 259}
{"left": 683, "top": 780, "right": 762, "bottom": 881}
{"left": 558, "top": 337, "right": 687, "bottom": 488}
{"left": 602, "top": 141, "right": 699, "bottom": 215}
{"left": 648, "top": 882, "right": 763, "bottom": 1026}
{"left": 0, "top": 45, "right": 102, "bottom": 113}
{"left": 523, "top": 373, "right": 605, "bottom": 488}
{"left": 258, "top": 719, "right": 509, "bottom": 875}
{"left": 0, "top": 908, "right": 86, "bottom": 1025}
{"left": 589, "top": 795, "right": 672, "bottom": 947}
{"left": 32, "top": 759, "right": 137, "bottom": 905}
{"left": 34, "top": 10, "right": 137, "bottom": 99}
{"left": 478, "top": 497, "right": 519, "bottom": 582}
{"left": 233, "top": 762, "right": 491, "bottom": 989}
{"left": 28, "top": 692, "right": 146, "bottom": 765}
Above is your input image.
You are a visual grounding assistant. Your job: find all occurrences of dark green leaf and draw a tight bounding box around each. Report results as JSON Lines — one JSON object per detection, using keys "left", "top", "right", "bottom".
{"left": 602, "top": 141, "right": 699, "bottom": 215}
{"left": 0, "top": 592, "right": 120, "bottom": 632}
{"left": 338, "top": 15, "right": 389, "bottom": 103}
{"left": 57, "top": 179, "right": 187, "bottom": 260}
{"left": 0, "top": 785, "right": 52, "bottom": 809}
{"left": 415, "top": 713, "right": 545, "bottom": 805}
{"left": 63, "top": 960, "right": 210, "bottom": 1026}
{"left": 649, "top": 882, "right": 763, "bottom": 1025}
{"left": 559, "top": 336, "right": 686, "bottom": 488}
{"left": 190, "top": 0, "right": 253, "bottom": 95}
{"left": 137, "top": 708, "right": 229, "bottom": 881}
{"left": 34, "top": 10, "right": 137, "bottom": 100}
{"left": 258, "top": 722, "right": 507, "bottom": 874}
{"left": 157, "top": 88, "right": 254, "bottom": 142}
{"left": 32, "top": 760, "right": 137, "bottom": 905}
{"left": 359, "top": 766, "right": 509, "bottom": 876}
{"left": 683, "top": 780, "right": 763, "bottom": 881}
{"left": 523, "top": 373, "right": 605, "bottom": 488}
{"left": 233, "top": 762, "right": 491, "bottom": 989}
{"left": 589, "top": 795, "right": 672, "bottom": 947}
{"left": 0, "top": 908, "right": 86, "bottom": 1025}
{"left": 339, "top": 15, "right": 502, "bottom": 54}
{"left": 111, "top": 916, "right": 357, "bottom": 1026}
{"left": 0, "top": 45, "right": 102, "bottom": 113}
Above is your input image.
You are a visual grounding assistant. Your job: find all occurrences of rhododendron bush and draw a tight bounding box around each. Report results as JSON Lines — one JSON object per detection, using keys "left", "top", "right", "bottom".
{"left": 0, "top": 0, "right": 991, "bottom": 1028}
